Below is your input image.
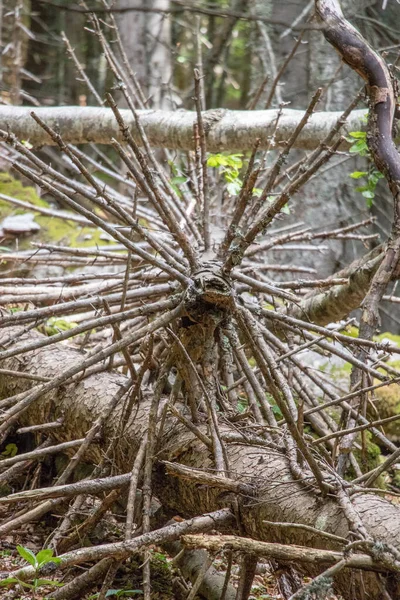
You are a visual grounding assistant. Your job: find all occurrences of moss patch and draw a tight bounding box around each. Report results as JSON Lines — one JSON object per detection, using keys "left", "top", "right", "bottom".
{"left": 375, "top": 332, "right": 400, "bottom": 347}
{"left": 35, "top": 216, "right": 110, "bottom": 248}
{"left": 0, "top": 172, "right": 49, "bottom": 210}
{"left": 0, "top": 172, "right": 118, "bottom": 250}
{"left": 340, "top": 325, "right": 360, "bottom": 338}
{"left": 371, "top": 381, "right": 400, "bottom": 442}
{"left": 351, "top": 432, "right": 386, "bottom": 488}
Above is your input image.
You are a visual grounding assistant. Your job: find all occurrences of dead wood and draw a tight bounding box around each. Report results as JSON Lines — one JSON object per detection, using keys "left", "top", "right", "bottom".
{"left": 1, "top": 325, "right": 400, "bottom": 598}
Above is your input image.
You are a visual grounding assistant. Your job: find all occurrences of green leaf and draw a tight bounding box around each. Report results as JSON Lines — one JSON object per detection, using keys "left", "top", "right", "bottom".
{"left": 167, "top": 159, "right": 178, "bottom": 176}
{"left": 362, "top": 190, "right": 375, "bottom": 199}
{"left": 50, "top": 556, "right": 62, "bottom": 565}
{"left": 171, "top": 176, "right": 187, "bottom": 185}
{"left": 48, "top": 318, "right": 77, "bottom": 332}
{"left": 224, "top": 154, "right": 243, "bottom": 168}
{"left": 36, "top": 549, "right": 54, "bottom": 566}
{"left": 0, "top": 577, "right": 19, "bottom": 586}
{"left": 366, "top": 196, "right": 374, "bottom": 208}
{"left": 237, "top": 397, "right": 248, "bottom": 413}
{"left": 1, "top": 443, "right": 18, "bottom": 458}
{"left": 206, "top": 155, "right": 220, "bottom": 167}
{"left": 370, "top": 171, "right": 384, "bottom": 185}
{"left": 153, "top": 551, "right": 168, "bottom": 562}
{"left": 349, "top": 171, "right": 367, "bottom": 179}
{"left": 207, "top": 154, "right": 229, "bottom": 167}
{"left": 271, "top": 404, "right": 283, "bottom": 419}
{"left": 207, "top": 153, "right": 243, "bottom": 170}
{"left": 348, "top": 131, "right": 367, "bottom": 139}
{"left": 224, "top": 169, "right": 240, "bottom": 183}
{"left": 349, "top": 140, "right": 368, "bottom": 154}
{"left": 17, "top": 545, "right": 37, "bottom": 568}
{"left": 35, "top": 578, "right": 63, "bottom": 587}
{"left": 226, "top": 181, "right": 242, "bottom": 196}
{"left": 281, "top": 204, "right": 290, "bottom": 215}
{"left": 252, "top": 187, "right": 262, "bottom": 197}
{"left": 16, "top": 580, "right": 35, "bottom": 589}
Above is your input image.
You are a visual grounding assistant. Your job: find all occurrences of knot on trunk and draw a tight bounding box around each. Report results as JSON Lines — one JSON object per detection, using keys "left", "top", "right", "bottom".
{"left": 183, "top": 261, "right": 233, "bottom": 324}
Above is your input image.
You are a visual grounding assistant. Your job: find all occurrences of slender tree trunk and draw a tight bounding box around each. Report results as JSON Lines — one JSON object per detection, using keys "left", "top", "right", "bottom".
{"left": 115, "top": 0, "right": 172, "bottom": 108}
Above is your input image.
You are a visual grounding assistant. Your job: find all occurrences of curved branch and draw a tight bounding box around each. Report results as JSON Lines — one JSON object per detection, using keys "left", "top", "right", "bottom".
{"left": 315, "top": 0, "right": 400, "bottom": 477}
{"left": 315, "top": 0, "right": 400, "bottom": 338}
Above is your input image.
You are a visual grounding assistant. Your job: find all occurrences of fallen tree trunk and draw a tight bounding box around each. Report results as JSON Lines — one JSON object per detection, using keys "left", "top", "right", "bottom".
{"left": 0, "top": 105, "right": 367, "bottom": 150}
{"left": 1, "top": 325, "right": 400, "bottom": 599}
{"left": 1, "top": 4, "right": 400, "bottom": 599}
{"left": 288, "top": 247, "right": 384, "bottom": 325}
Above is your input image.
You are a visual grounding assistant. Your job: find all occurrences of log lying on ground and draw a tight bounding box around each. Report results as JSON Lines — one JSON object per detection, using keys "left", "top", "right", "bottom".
{"left": 0, "top": 106, "right": 367, "bottom": 151}
{"left": 1, "top": 326, "right": 400, "bottom": 599}
{"left": 288, "top": 248, "right": 384, "bottom": 325}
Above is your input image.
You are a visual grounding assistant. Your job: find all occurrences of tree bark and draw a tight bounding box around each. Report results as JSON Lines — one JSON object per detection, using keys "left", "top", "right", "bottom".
{"left": 115, "top": 0, "right": 172, "bottom": 109}
{"left": 0, "top": 105, "right": 368, "bottom": 150}
{"left": 1, "top": 325, "right": 400, "bottom": 599}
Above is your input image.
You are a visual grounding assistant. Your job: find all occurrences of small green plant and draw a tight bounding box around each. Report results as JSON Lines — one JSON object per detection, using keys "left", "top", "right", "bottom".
{"left": 0, "top": 546, "right": 62, "bottom": 597}
{"left": 207, "top": 152, "right": 244, "bottom": 196}
{"left": 1, "top": 443, "right": 18, "bottom": 459}
{"left": 88, "top": 589, "right": 143, "bottom": 598}
{"left": 237, "top": 395, "right": 249, "bottom": 413}
{"left": 9, "top": 307, "right": 23, "bottom": 314}
{"left": 266, "top": 392, "right": 283, "bottom": 419}
{"left": 167, "top": 160, "right": 188, "bottom": 197}
{"left": 152, "top": 551, "right": 168, "bottom": 563}
{"left": 40, "top": 317, "right": 78, "bottom": 337}
{"left": 207, "top": 152, "right": 263, "bottom": 197}
{"left": 206, "top": 153, "right": 291, "bottom": 213}
{"left": 347, "top": 131, "right": 384, "bottom": 207}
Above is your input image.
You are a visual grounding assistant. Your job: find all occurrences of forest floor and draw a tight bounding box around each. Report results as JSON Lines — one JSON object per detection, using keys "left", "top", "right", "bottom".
{"left": 0, "top": 501, "right": 287, "bottom": 600}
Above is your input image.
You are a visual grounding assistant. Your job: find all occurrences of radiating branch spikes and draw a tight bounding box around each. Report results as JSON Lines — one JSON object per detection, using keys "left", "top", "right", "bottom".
{"left": 12, "top": 160, "right": 189, "bottom": 285}
{"left": 29, "top": 111, "right": 190, "bottom": 276}
{"left": 0, "top": 304, "right": 183, "bottom": 433}
{"left": 223, "top": 135, "right": 342, "bottom": 273}
{"left": 194, "top": 67, "right": 211, "bottom": 253}
{"left": 247, "top": 88, "right": 323, "bottom": 226}
{"left": 105, "top": 93, "right": 199, "bottom": 271}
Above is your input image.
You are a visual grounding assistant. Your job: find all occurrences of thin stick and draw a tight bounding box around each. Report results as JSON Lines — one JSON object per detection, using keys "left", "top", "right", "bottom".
{"left": 194, "top": 68, "right": 210, "bottom": 252}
